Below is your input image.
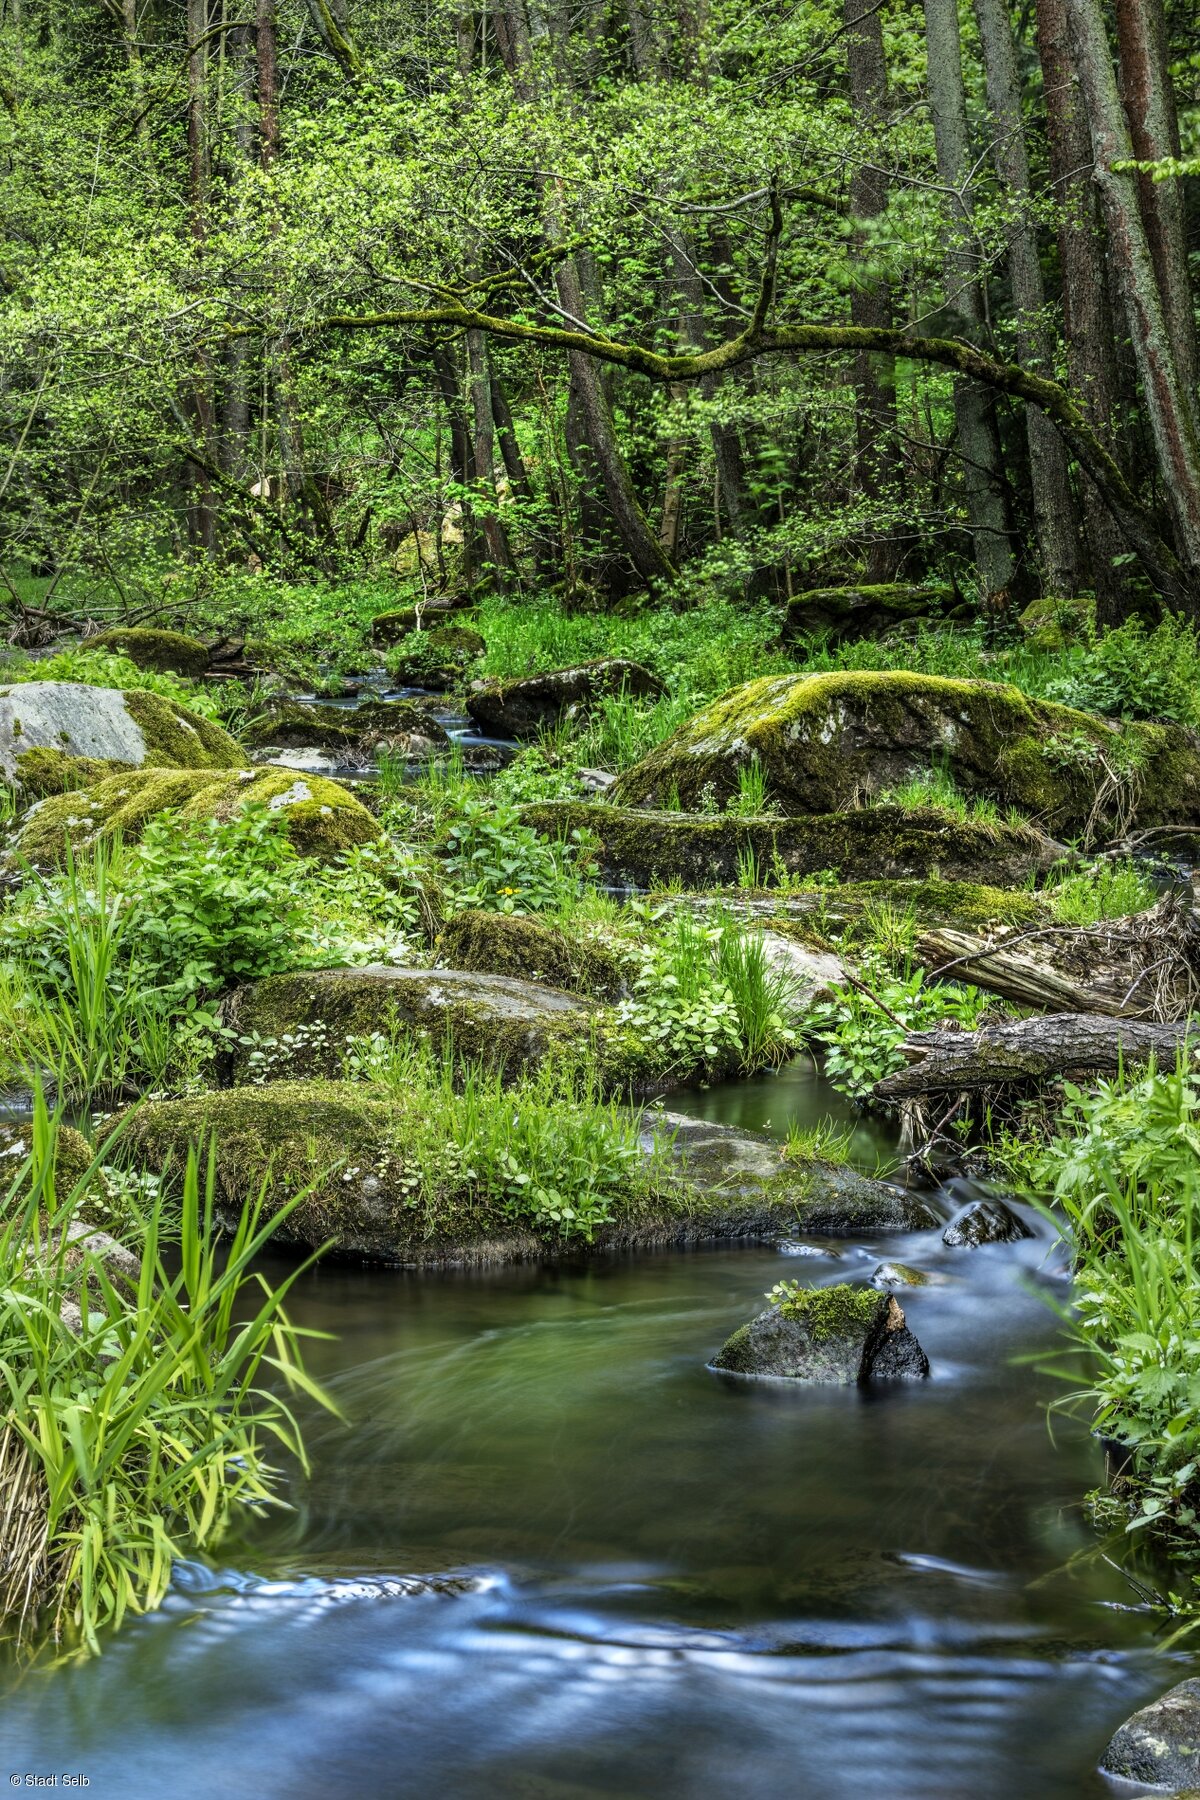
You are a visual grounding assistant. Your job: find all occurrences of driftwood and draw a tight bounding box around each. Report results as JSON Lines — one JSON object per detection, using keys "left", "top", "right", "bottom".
{"left": 875, "top": 1013, "right": 1190, "bottom": 1101}
{"left": 914, "top": 892, "right": 1200, "bottom": 1024}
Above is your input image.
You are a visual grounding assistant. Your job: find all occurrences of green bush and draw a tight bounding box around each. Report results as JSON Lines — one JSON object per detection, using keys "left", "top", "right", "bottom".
{"left": 440, "top": 794, "right": 586, "bottom": 914}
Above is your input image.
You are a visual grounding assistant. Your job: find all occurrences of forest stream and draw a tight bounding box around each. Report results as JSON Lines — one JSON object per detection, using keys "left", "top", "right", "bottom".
{"left": 0, "top": 1061, "right": 1174, "bottom": 1799}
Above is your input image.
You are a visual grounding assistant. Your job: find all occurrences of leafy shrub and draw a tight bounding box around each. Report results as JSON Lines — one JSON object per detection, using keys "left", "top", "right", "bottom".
{"left": 805, "top": 961, "right": 993, "bottom": 1100}
{"left": 615, "top": 912, "right": 797, "bottom": 1076}
{"left": 440, "top": 795, "right": 585, "bottom": 914}
{"left": 1047, "top": 857, "right": 1159, "bottom": 925}
{"left": 1044, "top": 617, "right": 1200, "bottom": 725}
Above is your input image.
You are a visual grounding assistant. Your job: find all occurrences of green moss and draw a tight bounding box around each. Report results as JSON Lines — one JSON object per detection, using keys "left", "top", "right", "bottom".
{"left": 13, "top": 765, "right": 381, "bottom": 865}
{"left": 120, "top": 689, "right": 242, "bottom": 768}
{"left": 435, "top": 910, "right": 626, "bottom": 998}
{"left": 821, "top": 878, "right": 1044, "bottom": 929}
{"left": 90, "top": 628, "right": 210, "bottom": 678}
{"left": 1017, "top": 595, "right": 1094, "bottom": 651}
{"left": 775, "top": 1282, "right": 880, "bottom": 1340}
{"left": 784, "top": 584, "right": 951, "bottom": 641}
{"left": 610, "top": 670, "right": 1200, "bottom": 836}
{"left": 14, "top": 746, "right": 130, "bottom": 797}
{"left": 523, "top": 801, "right": 1061, "bottom": 890}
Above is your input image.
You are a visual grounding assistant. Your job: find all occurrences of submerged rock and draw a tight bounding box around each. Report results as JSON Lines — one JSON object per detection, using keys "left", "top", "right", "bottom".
{"left": 611, "top": 670, "right": 1200, "bottom": 836}
{"left": 89, "top": 627, "right": 211, "bottom": 678}
{"left": 468, "top": 659, "right": 664, "bottom": 738}
{"left": 0, "top": 681, "right": 240, "bottom": 786}
{"left": 434, "top": 910, "right": 626, "bottom": 999}
{"left": 711, "top": 1285, "right": 929, "bottom": 1383}
{"left": 1101, "top": 1679, "right": 1200, "bottom": 1788}
{"left": 14, "top": 764, "right": 381, "bottom": 864}
{"left": 784, "top": 584, "right": 953, "bottom": 643}
{"left": 523, "top": 801, "right": 1063, "bottom": 890}
{"left": 941, "top": 1197, "right": 1033, "bottom": 1247}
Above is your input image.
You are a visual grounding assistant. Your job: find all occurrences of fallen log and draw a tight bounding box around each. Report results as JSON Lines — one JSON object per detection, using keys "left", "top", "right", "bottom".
{"left": 912, "top": 927, "right": 1145, "bottom": 1016}
{"left": 874, "top": 1013, "right": 1192, "bottom": 1101}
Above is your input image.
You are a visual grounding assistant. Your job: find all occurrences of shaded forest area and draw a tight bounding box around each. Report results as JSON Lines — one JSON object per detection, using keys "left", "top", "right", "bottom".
{"left": 0, "top": 0, "right": 1196, "bottom": 630}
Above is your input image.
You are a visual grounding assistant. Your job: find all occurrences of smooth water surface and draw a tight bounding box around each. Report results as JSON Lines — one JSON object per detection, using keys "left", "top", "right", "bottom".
{"left": 0, "top": 1090, "right": 1178, "bottom": 1798}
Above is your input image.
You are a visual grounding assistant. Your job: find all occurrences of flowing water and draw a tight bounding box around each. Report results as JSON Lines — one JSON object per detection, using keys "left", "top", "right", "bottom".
{"left": 0, "top": 1061, "right": 1178, "bottom": 1797}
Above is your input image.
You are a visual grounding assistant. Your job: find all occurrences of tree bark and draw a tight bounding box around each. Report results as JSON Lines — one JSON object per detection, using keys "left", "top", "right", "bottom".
{"left": 922, "top": 0, "right": 1015, "bottom": 608}
{"left": 974, "top": 0, "right": 1080, "bottom": 595}
{"left": 432, "top": 345, "right": 481, "bottom": 591}
{"left": 1034, "top": 0, "right": 1129, "bottom": 624}
{"left": 186, "top": 0, "right": 217, "bottom": 554}
{"left": 844, "top": 0, "right": 904, "bottom": 579}
{"left": 467, "top": 328, "right": 517, "bottom": 586}
{"left": 875, "top": 1012, "right": 1188, "bottom": 1099}
{"left": 1113, "top": 0, "right": 1198, "bottom": 402}
{"left": 1065, "top": 0, "right": 1200, "bottom": 589}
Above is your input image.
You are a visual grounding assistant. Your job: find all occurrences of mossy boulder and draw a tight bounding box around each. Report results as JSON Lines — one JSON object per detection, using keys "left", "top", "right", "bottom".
{"left": 611, "top": 671, "right": 1200, "bottom": 835}
{"left": 711, "top": 1285, "right": 929, "bottom": 1382}
{"left": 13, "top": 765, "right": 381, "bottom": 865}
{"left": 388, "top": 627, "right": 486, "bottom": 689}
{"left": 1101, "top": 1679, "right": 1200, "bottom": 1788}
{"left": 118, "top": 1082, "right": 936, "bottom": 1265}
{"left": 0, "top": 682, "right": 241, "bottom": 785}
{"left": 784, "top": 584, "right": 952, "bottom": 643}
{"left": 435, "top": 910, "right": 626, "bottom": 999}
{"left": 371, "top": 597, "right": 475, "bottom": 645}
{"left": 765, "top": 878, "right": 1046, "bottom": 935}
{"left": 1016, "top": 595, "right": 1094, "bottom": 651}
{"left": 216, "top": 965, "right": 658, "bottom": 1089}
{"left": 89, "top": 628, "right": 211, "bottom": 679}
{"left": 468, "top": 659, "right": 665, "bottom": 739}
{"left": 248, "top": 697, "right": 450, "bottom": 755}
{"left": 523, "top": 801, "right": 1064, "bottom": 890}
{"left": 13, "top": 747, "right": 129, "bottom": 797}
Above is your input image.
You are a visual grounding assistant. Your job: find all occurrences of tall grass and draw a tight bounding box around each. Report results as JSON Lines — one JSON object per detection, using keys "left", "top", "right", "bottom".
{"left": 0, "top": 1098, "right": 336, "bottom": 1654}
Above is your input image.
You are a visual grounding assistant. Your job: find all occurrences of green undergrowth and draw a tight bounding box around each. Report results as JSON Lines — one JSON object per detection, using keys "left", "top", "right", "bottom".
{"left": 0, "top": 1099, "right": 334, "bottom": 1656}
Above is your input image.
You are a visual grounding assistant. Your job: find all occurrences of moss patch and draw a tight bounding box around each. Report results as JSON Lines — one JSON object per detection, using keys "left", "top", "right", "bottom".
{"left": 14, "top": 747, "right": 130, "bottom": 797}
{"left": 775, "top": 1282, "right": 881, "bottom": 1339}
{"left": 435, "top": 910, "right": 626, "bottom": 998}
{"left": 524, "top": 800, "right": 1062, "bottom": 890}
{"left": 13, "top": 765, "right": 381, "bottom": 865}
{"left": 611, "top": 670, "right": 1200, "bottom": 836}
{"left": 784, "top": 584, "right": 952, "bottom": 641}
{"left": 90, "top": 628, "right": 210, "bottom": 678}
{"left": 120, "top": 689, "right": 242, "bottom": 768}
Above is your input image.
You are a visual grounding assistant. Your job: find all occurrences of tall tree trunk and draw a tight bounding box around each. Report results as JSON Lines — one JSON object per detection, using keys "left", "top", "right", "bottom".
{"left": 1113, "top": 0, "right": 1198, "bottom": 401}
{"left": 1034, "top": 0, "right": 1129, "bottom": 623}
{"left": 975, "top": 0, "right": 1080, "bottom": 595}
{"left": 466, "top": 329, "right": 516, "bottom": 587}
{"left": 922, "top": 0, "right": 1015, "bottom": 608}
{"left": 1065, "top": 0, "right": 1200, "bottom": 590}
{"left": 432, "top": 345, "right": 481, "bottom": 592}
{"left": 219, "top": 22, "right": 255, "bottom": 480}
{"left": 844, "top": 0, "right": 905, "bottom": 580}
{"left": 669, "top": 238, "right": 750, "bottom": 542}
{"left": 186, "top": 0, "right": 217, "bottom": 554}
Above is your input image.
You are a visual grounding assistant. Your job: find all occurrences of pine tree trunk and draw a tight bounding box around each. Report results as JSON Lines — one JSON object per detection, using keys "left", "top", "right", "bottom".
{"left": 974, "top": 0, "right": 1079, "bottom": 595}
{"left": 922, "top": 0, "right": 1015, "bottom": 608}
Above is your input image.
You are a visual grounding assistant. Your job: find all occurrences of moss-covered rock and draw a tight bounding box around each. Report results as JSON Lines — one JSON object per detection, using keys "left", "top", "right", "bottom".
{"left": 0, "top": 681, "right": 240, "bottom": 785}
{"left": 89, "top": 628, "right": 211, "bottom": 678}
{"left": 761, "top": 878, "right": 1047, "bottom": 935}
{"left": 13, "top": 747, "right": 128, "bottom": 797}
{"left": 784, "top": 584, "right": 952, "bottom": 642}
{"left": 248, "top": 697, "right": 450, "bottom": 755}
{"left": 711, "top": 1285, "right": 929, "bottom": 1382}
{"left": 371, "top": 597, "right": 475, "bottom": 645}
{"left": 523, "top": 801, "right": 1064, "bottom": 889}
{"left": 611, "top": 671, "right": 1200, "bottom": 836}
{"left": 13, "top": 764, "right": 381, "bottom": 865}
{"left": 216, "top": 964, "right": 660, "bottom": 1089}
{"left": 118, "top": 1082, "right": 936, "bottom": 1265}
{"left": 468, "top": 659, "right": 665, "bottom": 738}
{"left": 435, "top": 910, "right": 626, "bottom": 999}
{"left": 1016, "top": 595, "right": 1094, "bottom": 651}
{"left": 388, "top": 627, "right": 486, "bottom": 689}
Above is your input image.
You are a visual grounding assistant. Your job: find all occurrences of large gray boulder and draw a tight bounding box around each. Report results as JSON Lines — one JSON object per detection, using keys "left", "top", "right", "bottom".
{"left": 468, "top": 659, "right": 664, "bottom": 738}
{"left": 1102, "top": 1679, "right": 1200, "bottom": 1788}
{"left": 611, "top": 671, "right": 1200, "bottom": 836}
{"left": 711, "top": 1284, "right": 929, "bottom": 1383}
{"left": 0, "top": 681, "right": 241, "bottom": 784}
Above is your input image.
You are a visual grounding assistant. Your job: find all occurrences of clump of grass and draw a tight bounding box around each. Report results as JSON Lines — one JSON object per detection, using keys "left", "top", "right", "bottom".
{"left": 783, "top": 1117, "right": 854, "bottom": 1165}
{"left": 726, "top": 755, "right": 773, "bottom": 818}
{"left": 1046, "top": 857, "right": 1159, "bottom": 925}
{"left": 876, "top": 766, "right": 1005, "bottom": 829}
{"left": 0, "top": 1097, "right": 336, "bottom": 1656}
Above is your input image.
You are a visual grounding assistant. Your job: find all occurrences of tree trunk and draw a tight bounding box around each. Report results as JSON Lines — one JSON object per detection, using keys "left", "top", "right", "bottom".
{"left": 922, "top": 0, "right": 1016, "bottom": 608}
{"left": 1065, "top": 0, "right": 1200, "bottom": 591}
{"left": 669, "top": 237, "right": 750, "bottom": 542}
{"left": 974, "top": 0, "right": 1080, "bottom": 595}
{"left": 1113, "top": 0, "right": 1198, "bottom": 402}
{"left": 844, "top": 0, "right": 905, "bottom": 580}
{"left": 1034, "top": 0, "right": 1130, "bottom": 624}
{"left": 875, "top": 1012, "right": 1188, "bottom": 1099}
{"left": 432, "top": 345, "right": 481, "bottom": 591}
{"left": 467, "top": 329, "right": 516, "bottom": 587}
{"left": 186, "top": 0, "right": 217, "bottom": 555}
